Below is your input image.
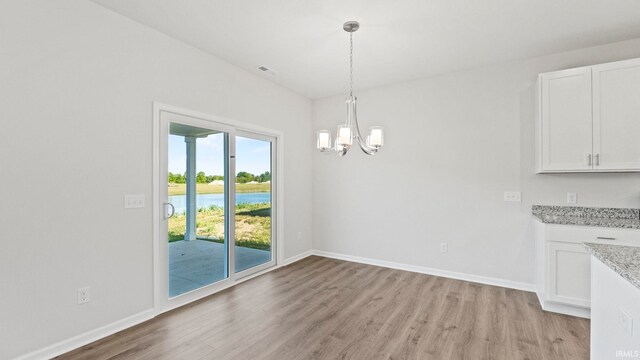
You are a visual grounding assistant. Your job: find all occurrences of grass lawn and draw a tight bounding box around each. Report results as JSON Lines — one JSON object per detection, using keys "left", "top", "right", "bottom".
{"left": 168, "top": 202, "right": 271, "bottom": 250}
{"left": 168, "top": 182, "right": 270, "bottom": 196}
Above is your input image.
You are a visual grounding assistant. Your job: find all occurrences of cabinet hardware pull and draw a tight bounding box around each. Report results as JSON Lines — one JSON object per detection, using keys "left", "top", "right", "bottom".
{"left": 587, "top": 154, "right": 592, "bottom": 166}
{"left": 595, "top": 154, "right": 600, "bottom": 166}
{"left": 596, "top": 236, "right": 616, "bottom": 241}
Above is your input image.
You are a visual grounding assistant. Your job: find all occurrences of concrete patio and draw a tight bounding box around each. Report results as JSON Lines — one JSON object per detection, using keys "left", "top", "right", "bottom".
{"left": 169, "top": 239, "right": 271, "bottom": 297}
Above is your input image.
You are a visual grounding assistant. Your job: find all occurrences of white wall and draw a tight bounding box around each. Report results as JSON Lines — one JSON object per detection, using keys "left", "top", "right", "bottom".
{"left": 312, "top": 38, "right": 640, "bottom": 288}
{"left": 0, "top": 1, "right": 312, "bottom": 359}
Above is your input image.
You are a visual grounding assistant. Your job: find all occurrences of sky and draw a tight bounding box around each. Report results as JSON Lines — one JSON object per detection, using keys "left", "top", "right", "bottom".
{"left": 168, "top": 134, "right": 271, "bottom": 176}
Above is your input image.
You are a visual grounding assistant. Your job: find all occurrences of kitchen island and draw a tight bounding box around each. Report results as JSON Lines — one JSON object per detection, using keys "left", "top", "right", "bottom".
{"left": 584, "top": 243, "right": 640, "bottom": 359}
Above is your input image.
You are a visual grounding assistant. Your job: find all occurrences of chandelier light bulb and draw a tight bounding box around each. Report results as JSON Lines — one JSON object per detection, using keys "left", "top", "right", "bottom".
{"left": 336, "top": 125, "right": 353, "bottom": 146}
{"left": 317, "top": 130, "right": 332, "bottom": 150}
{"left": 368, "top": 127, "right": 383, "bottom": 147}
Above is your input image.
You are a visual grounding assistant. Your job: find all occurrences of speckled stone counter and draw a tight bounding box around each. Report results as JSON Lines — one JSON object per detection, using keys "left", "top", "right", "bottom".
{"left": 584, "top": 243, "right": 640, "bottom": 291}
{"left": 532, "top": 205, "right": 640, "bottom": 229}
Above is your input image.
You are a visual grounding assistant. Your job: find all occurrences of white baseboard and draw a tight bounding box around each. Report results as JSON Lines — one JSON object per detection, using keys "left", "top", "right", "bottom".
{"left": 536, "top": 290, "right": 546, "bottom": 308}
{"left": 282, "top": 250, "right": 313, "bottom": 266}
{"left": 312, "top": 250, "right": 536, "bottom": 292}
{"left": 14, "top": 251, "right": 314, "bottom": 360}
{"left": 536, "top": 291, "right": 591, "bottom": 319}
{"left": 15, "top": 308, "right": 155, "bottom": 360}
{"left": 540, "top": 301, "right": 591, "bottom": 319}
{"left": 14, "top": 249, "right": 536, "bottom": 359}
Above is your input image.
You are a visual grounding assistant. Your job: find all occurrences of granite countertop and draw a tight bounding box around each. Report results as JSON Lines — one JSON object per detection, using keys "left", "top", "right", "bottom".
{"left": 532, "top": 205, "right": 640, "bottom": 229}
{"left": 583, "top": 243, "right": 640, "bottom": 291}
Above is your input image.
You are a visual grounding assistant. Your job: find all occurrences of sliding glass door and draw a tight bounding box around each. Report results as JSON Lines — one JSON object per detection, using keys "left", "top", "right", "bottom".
{"left": 166, "top": 123, "right": 231, "bottom": 297}
{"left": 158, "top": 109, "right": 277, "bottom": 310}
{"left": 165, "top": 121, "right": 233, "bottom": 298}
{"left": 234, "top": 132, "right": 276, "bottom": 275}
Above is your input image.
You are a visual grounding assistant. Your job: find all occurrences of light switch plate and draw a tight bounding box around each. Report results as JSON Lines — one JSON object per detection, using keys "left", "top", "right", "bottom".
{"left": 504, "top": 191, "right": 522, "bottom": 202}
{"left": 124, "top": 194, "right": 145, "bottom": 209}
{"left": 567, "top": 192, "right": 577, "bottom": 205}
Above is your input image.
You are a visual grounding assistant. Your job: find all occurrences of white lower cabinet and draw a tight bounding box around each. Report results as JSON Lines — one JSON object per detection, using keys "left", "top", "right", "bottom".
{"left": 534, "top": 220, "right": 640, "bottom": 318}
{"left": 547, "top": 242, "right": 591, "bottom": 308}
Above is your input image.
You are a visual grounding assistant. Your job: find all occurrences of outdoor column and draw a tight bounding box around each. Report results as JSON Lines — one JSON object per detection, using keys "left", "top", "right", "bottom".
{"left": 185, "top": 136, "right": 197, "bottom": 241}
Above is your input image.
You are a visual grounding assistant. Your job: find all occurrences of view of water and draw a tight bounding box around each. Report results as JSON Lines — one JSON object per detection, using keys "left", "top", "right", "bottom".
{"left": 168, "top": 192, "right": 270, "bottom": 214}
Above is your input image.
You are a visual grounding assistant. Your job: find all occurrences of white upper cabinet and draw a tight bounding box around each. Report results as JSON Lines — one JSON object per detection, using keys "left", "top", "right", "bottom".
{"left": 539, "top": 68, "right": 593, "bottom": 172}
{"left": 592, "top": 58, "right": 640, "bottom": 171}
{"left": 536, "top": 58, "right": 640, "bottom": 173}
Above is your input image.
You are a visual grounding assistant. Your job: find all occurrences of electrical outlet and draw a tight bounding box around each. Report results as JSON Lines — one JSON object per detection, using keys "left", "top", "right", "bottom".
{"left": 78, "top": 286, "right": 90, "bottom": 304}
{"left": 504, "top": 191, "right": 522, "bottom": 202}
{"left": 440, "top": 242, "right": 448, "bottom": 253}
{"left": 124, "top": 194, "right": 145, "bottom": 209}
{"left": 618, "top": 308, "right": 633, "bottom": 336}
{"left": 566, "top": 192, "right": 577, "bottom": 205}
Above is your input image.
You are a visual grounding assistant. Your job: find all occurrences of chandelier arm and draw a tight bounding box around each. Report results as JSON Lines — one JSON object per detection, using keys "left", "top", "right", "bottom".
{"left": 319, "top": 144, "right": 352, "bottom": 155}
{"left": 357, "top": 140, "right": 376, "bottom": 155}
{"left": 352, "top": 99, "right": 379, "bottom": 155}
{"left": 354, "top": 134, "right": 376, "bottom": 154}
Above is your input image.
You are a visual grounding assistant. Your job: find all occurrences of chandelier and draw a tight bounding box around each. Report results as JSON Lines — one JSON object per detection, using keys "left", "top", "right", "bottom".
{"left": 316, "top": 21, "right": 384, "bottom": 156}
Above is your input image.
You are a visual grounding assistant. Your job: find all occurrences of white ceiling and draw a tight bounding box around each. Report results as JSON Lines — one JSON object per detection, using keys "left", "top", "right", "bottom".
{"left": 90, "top": 0, "right": 640, "bottom": 99}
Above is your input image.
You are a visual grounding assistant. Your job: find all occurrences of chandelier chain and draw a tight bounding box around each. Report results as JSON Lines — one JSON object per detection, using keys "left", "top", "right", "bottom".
{"left": 349, "top": 31, "right": 353, "bottom": 97}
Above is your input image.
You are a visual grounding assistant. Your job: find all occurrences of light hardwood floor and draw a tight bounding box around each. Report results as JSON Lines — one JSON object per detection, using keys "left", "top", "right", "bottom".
{"left": 58, "top": 256, "right": 589, "bottom": 360}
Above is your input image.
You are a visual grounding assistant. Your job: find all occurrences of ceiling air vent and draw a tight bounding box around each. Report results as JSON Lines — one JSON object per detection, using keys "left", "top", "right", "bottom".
{"left": 257, "top": 66, "right": 277, "bottom": 76}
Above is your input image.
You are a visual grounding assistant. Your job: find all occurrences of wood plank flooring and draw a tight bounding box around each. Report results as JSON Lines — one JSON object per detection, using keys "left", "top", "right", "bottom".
{"left": 57, "top": 256, "right": 590, "bottom": 360}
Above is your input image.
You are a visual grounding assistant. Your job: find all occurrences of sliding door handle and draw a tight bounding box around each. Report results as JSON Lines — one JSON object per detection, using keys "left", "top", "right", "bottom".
{"left": 165, "top": 202, "right": 175, "bottom": 219}
{"left": 595, "top": 154, "right": 600, "bottom": 166}
{"left": 587, "top": 154, "right": 592, "bottom": 166}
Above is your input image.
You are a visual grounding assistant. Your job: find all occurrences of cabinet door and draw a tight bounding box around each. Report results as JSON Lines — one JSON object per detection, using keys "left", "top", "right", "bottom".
{"left": 547, "top": 242, "right": 591, "bottom": 308}
{"left": 540, "top": 68, "right": 593, "bottom": 171}
{"left": 593, "top": 58, "right": 640, "bottom": 171}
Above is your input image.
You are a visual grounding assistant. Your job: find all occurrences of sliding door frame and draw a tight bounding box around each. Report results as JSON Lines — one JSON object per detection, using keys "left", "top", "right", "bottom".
{"left": 234, "top": 130, "right": 278, "bottom": 279}
{"left": 152, "top": 102, "right": 285, "bottom": 315}
{"left": 157, "top": 110, "right": 236, "bottom": 311}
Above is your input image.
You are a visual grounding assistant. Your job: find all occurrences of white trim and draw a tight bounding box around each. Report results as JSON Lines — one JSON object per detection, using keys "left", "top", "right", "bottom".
{"left": 539, "top": 300, "right": 591, "bottom": 319}
{"left": 14, "top": 309, "right": 155, "bottom": 360}
{"left": 152, "top": 103, "right": 161, "bottom": 313}
{"left": 154, "top": 102, "right": 284, "bottom": 138}
{"left": 275, "top": 135, "right": 285, "bottom": 267}
{"left": 282, "top": 250, "right": 314, "bottom": 266}
{"left": 312, "top": 250, "right": 536, "bottom": 292}
{"left": 536, "top": 281, "right": 590, "bottom": 320}
{"left": 536, "top": 291, "right": 545, "bottom": 309}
